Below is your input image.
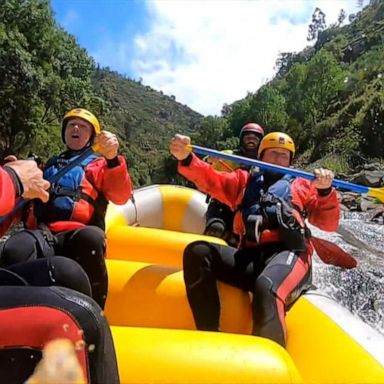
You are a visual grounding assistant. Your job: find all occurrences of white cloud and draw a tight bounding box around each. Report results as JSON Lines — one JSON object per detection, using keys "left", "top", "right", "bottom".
{"left": 130, "top": 0, "right": 366, "bottom": 116}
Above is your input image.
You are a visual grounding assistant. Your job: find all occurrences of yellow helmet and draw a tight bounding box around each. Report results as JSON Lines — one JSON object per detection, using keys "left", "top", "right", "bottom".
{"left": 257, "top": 132, "right": 295, "bottom": 159}
{"left": 62, "top": 108, "right": 101, "bottom": 143}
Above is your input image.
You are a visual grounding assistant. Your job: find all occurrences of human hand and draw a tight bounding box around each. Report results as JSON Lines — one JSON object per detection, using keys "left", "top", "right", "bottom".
{"left": 169, "top": 134, "right": 191, "bottom": 161}
{"left": 5, "top": 160, "right": 50, "bottom": 202}
{"left": 94, "top": 131, "right": 119, "bottom": 160}
{"left": 312, "top": 168, "right": 334, "bottom": 190}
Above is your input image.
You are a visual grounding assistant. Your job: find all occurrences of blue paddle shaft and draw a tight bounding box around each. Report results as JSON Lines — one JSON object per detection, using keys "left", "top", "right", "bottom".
{"left": 191, "top": 145, "right": 369, "bottom": 194}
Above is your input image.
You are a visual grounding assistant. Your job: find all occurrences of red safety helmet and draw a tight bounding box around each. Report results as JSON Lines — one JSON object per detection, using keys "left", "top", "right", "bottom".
{"left": 239, "top": 123, "right": 264, "bottom": 140}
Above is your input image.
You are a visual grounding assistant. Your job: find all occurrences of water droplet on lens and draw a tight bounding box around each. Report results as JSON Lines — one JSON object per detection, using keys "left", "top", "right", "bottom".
{"left": 75, "top": 340, "right": 86, "bottom": 351}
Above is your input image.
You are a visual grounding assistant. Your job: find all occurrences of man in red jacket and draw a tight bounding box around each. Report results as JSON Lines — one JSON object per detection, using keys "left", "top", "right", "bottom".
{"left": 204, "top": 123, "right": 264, "bottom": 245}
{"left": 170, "top": 132, "right": 339, "bottom": 347}
{"left": 1, "top": 108, "right": 133, "bottom": 308}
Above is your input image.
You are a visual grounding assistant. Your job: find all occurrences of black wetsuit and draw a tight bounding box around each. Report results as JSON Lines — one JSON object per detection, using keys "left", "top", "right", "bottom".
{"left": 0, "top": 225, "right": 108, "bottom": 308}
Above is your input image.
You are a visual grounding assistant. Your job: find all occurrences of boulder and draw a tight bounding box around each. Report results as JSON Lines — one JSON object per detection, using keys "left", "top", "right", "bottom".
{"left": 370, "top": 206, "right": 384, "bottom": 224}
{"left": 349, "top": 170, "right": 384, "bottom": 188}
{"left": 340, "top": 192, "right": 360, "bottom": 211}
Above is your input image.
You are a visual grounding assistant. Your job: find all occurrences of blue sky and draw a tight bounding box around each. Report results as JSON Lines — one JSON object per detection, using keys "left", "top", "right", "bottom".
{"left": 51, "top": 0, "right": 151, "bottom": 77}
{"left": 51, "top": 0, "right": 366, "bottom": 116}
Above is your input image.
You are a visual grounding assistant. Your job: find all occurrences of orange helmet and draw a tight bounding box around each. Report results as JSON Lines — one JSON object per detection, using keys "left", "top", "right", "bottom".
{"left": 61, "top": 108, "right": 101, "bottom": 143}
{"left": 258, "top": 132, "right": 295, "bottom": 159}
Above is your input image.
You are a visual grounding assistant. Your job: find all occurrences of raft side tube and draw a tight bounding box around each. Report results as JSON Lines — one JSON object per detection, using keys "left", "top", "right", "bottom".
{"left": 105, "top": 185, "right": 208, "bottom": 234}
{"left": 104, "top": 259, "right": 384, "bottom": 384}
{"left": 111, "top": 326, "right": 303, "bottom": 384}
{"left": 286, "top": 293, "right": 384, "bottom": 384}
{"left": 105, "top": 225, "right": 225, "bottom": 266}
{"left": 105, "top": 259, "right": 252, "bottom": 334}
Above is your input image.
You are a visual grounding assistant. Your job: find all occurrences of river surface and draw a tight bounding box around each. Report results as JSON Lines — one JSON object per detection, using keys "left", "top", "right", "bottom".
{"left": 311, "top": 211, "right": 384, "bottom": 335}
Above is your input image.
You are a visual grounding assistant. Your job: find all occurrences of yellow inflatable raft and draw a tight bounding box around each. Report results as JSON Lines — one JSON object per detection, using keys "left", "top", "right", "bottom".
{"left": 104, "top": 185, "right": 384, "bottom": 384}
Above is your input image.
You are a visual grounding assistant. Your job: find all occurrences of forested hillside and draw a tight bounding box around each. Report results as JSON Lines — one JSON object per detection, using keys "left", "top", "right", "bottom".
{"left": 0, "top": 0, "right": 383, "bottom": 186}
{"left": 201, "top": 0, "right": 384, "bottom": 174}
{"left": 0, "top": 0, "right": 201, "bottom": 187}
{"left": 92, "top": 69, "right": 201, "bottom": 185}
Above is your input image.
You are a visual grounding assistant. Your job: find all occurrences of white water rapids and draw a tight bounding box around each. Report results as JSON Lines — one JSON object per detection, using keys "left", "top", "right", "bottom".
{"left": 311, "top": 211, "right": 384, "bottom": 336}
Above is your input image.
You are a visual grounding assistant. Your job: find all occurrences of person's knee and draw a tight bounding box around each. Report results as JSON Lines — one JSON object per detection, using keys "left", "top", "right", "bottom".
{"left": 50, "top": 257, "right": 92, "bottom": 297}
{"left": 73, "top": 226, "right": 105, "bottom": 248}
{"left": 0, "top": 232, "right": 37, "bottom": 266}
{"left": 183, "top": 241, "right": 213, "bottom": 284}
{"left": 254, "top": 275, "right": 276, "bottom": 301}
{"left": 67, "top": 226, "right": 106, "bottom": 268}
{"left": 183, "top": 241, "right": 212, "bottom": 268}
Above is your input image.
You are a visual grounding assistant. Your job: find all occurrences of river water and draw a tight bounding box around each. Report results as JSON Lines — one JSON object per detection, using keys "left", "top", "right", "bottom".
{"left": 311, "top": 211, "right": 384, "bottom": 336}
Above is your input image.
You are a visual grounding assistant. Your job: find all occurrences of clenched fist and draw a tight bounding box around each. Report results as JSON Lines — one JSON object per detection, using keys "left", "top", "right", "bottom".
{"left": 94, "top": 131, "right": 119, "bottom": 160}
{"left": 169, "top": 134, "right": 191, "bottom": 161}
{"left": 312, "top": 168, "right": 334, "bottom": 190}
{"left": 5, "top": 160, "right": 50, "bottom": 202}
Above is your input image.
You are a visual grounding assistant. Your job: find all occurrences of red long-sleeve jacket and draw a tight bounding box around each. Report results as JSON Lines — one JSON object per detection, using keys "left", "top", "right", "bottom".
{"left": 1, "top": 154, "right": 133, "bottom": 236}
{"left": 0, "top": 167, "right": 16, "bottom": 216}
{"left": 179, "top": 154, "right": 340, "bottom": 248}
{"left": 31, "top": 154, "right": 133, "bottom": 233}
{"left": 0, "top": 167, "right": 21, "bottom": 236}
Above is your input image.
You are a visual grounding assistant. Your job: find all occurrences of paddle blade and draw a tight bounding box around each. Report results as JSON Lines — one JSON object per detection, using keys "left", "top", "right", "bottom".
{"left": 367, "top": 187, "right": 384, "bottom": 203}
{"left": 312, "top": 237, "right": 357, "bottom": 269}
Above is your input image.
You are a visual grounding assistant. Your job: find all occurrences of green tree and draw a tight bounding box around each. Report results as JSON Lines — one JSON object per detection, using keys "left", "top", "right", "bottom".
{"left": 303, "top": 50, "right": 348, "bottom": 125}
{"left": 0, "top": 0, "right": 96, "bottom": 158}
{"left": 280, "top": 63, "right": 307, "bottom": 123}
{"left": 337, "top": 9, "right": 346, "bottom": 26}
{"left": 0, "top": 0, "right": 51, "bottom": 155}
{"left": 307, "top": 7, "right": 327, "bottom": 42}
{"left": 275, "top": 52, "right": 298, "bottom": 78}
{"left": 247, "top": 86, "right": 288, "bottom": 131}
{"left": 223, "top": 95, "right": 253, "bottom": 135}
{"left": 193, "top": 116, "right": 231, "bottom": 149}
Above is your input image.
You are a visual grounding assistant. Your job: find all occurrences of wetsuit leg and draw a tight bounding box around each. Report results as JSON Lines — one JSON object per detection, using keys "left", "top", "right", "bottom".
{"left": 0, "top": 286, "right": 119, "bottom": 384}
{"left": 7, "top": 257, "right": 92, "bottom": 297}
{"left": 56, "top": 226, "right": 108, "bottom": 309}
{"left": 183, "top": 241, "right": 257, "bottom": 331}
{"left": 252, "top": 250, "right": 312, "bottom": 346}
{"left": 0, "top": 229, "right": 52, "bottom": 266}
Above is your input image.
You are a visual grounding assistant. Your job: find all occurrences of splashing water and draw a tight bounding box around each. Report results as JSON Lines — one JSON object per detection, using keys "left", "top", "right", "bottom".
{"left": 311, "top": 211, "right": 384, "bottom": 335}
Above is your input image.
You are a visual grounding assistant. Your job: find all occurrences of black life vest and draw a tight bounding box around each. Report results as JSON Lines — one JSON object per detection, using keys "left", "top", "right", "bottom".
{"left": 241, "top": 172, "right": 306, "bottom": 251}
{"left": 241, "top": 172, "right": 294, "bottom": 227}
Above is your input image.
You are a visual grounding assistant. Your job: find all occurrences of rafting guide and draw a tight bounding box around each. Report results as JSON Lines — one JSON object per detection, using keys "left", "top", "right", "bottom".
{"left": 171, "top": 131, "right": 341, "bottom": 346}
